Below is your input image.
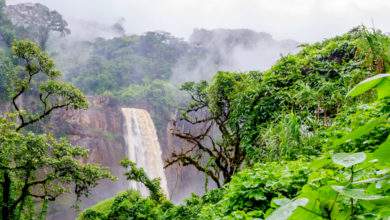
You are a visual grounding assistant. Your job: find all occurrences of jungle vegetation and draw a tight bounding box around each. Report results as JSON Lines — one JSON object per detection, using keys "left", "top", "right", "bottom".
{"left": 0, "top": 1, "right": 389, "bottom": 219}
{"left": 79, "top": 27, "right": 390, "bottom": 220}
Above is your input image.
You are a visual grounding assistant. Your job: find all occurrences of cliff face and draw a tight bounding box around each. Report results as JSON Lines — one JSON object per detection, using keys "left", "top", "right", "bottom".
{"left": 1, "top": 94, "right": 200, "bottom": 213}
{"left": 164, "top": 111, "right": 218, "bottom": 203}
{"left": 47, "top": 96, "right": 128, "bottom": 220}
{"left": 165, "top": 121, "right": 205, "bottom": 203}
{"left": 52, "top": 96, "right": 126, "bottom": 169}
{"left": 46, "top": 96, "right": 186, "bottom": 218}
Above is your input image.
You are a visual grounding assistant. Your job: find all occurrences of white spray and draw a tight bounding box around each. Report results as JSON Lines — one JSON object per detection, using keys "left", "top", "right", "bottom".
{"left": 121, "top": 108, "right": 169, "bottom": 197}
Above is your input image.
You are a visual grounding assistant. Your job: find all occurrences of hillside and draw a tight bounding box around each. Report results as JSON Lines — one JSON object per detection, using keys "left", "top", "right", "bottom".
{"left": 79, "top": 26, "right": 390, "bottom": 220}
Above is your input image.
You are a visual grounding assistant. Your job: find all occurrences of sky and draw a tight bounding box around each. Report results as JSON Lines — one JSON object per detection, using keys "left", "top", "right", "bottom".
{"left": 6, "top": 0, "right": 390, "bottom": 42}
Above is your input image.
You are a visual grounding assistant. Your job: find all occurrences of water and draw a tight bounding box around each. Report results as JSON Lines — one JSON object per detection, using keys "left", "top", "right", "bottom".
{"left": 121, "top": 108, "right": 169, "bottom": 197}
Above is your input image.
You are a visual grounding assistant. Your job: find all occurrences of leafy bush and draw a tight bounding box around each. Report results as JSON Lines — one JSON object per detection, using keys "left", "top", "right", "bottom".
{"left": 265, "top": 74, "right": 390, "bottom": 220}
{"left": 233, "top": 27, "right": 390, "bottom": 162}
{"left": 195, "top": 161, "right": 310, "bottom": 219}
{"left": 79, "top": 190, "right": 170, "bottom": 220}
{"left": 164, "top": 189, "right": 224, "bottom": 220}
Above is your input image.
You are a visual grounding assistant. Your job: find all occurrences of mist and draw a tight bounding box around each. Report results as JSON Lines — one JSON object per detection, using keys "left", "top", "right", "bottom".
{"left": 6, "top": 0, "right": 390, "bottom": 42}
{"left": 170, "top": 29, "right": 299, "bottom": 83}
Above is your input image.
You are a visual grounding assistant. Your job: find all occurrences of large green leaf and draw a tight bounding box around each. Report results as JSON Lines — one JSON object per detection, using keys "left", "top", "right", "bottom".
{"left": 376, "top": 78, "right": 390, "bottom": 99}
{"left": 333, "top": 116, "right": 386, "bottom": 146}
{"left": 374, "top": 135, "right": 390, "bottom": 164}
{"left": 332, "top": 152, "right": 366, "bottom": 168}
{"left": 352, "top": 174, "right": 390, "bottom": 185}
{"left": 347, "top": 74, "right": 390, "bottom": 98}
{"left": 266, "top": 198, "right": 309, "bottom": 220}
{"left": 272, "top": 198, "right": 291, "bottom": 206}
{"left": 331, "top": 186, "right": 385, "bottom": 200}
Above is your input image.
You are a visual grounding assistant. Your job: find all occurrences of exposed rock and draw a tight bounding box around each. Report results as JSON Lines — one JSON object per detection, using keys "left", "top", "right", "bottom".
{"left": 47, "top": 96, "right": 128, "bottom": 220}
{"left": 164, "top": 111, "right": 216, "bottom": 203}
{"left": 46, "top": 95, "right": 186, "bottom": 218}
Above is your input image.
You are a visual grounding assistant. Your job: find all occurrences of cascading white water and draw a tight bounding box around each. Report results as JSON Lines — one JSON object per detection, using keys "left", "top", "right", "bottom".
{"left": 121, "top": 108, "right": 169, "bottom": 197}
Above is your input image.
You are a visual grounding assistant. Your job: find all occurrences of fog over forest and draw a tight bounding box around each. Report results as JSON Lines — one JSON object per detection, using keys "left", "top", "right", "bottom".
{"left": 7, "top": 0, "right": 390, "bottom": 41}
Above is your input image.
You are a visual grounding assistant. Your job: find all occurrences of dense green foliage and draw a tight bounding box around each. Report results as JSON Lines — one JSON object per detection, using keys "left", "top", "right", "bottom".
{"left": 66, "top": 32, "right": 188, "bottom": 94}
{"left": 80, "top": 27, "right": 390, "bottom": 220}
{"left": 229, "top": 27, "right": 389, "bottom": 162}
{"left": 62, "top": 32, "right": 188, "bottom": 136}
{"left": 196, "top": 161, "right": 310, "bottom": 219}
{"left": 167, "top": 27, "right": 390, "bottom": 187}
{"left": 79, "top": 160, "right": 172, "bottom": 220}
{"left": 0, "top": 117, "right": 113, "bottom": 219}
{"left": 80, "top": 190, "right": 172, "bottom": 220}
{"left": 282, "top": 75, "right": 390, "bottom": 220}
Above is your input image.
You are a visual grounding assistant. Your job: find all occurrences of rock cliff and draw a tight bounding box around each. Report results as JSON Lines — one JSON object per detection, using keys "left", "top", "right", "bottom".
{"left": 47, "top": 96, "right": 128, "bottom": 220}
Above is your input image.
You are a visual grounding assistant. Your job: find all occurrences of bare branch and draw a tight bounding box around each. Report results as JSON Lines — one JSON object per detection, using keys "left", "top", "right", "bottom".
{"left": 16, "top": 103, "right": 69, "bottom": 131}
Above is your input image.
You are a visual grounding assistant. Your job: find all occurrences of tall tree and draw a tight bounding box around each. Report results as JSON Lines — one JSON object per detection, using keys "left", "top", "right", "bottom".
{"left": 5, "top": 3, "right": 70, "bottom": 50}
{"left": 165, "top": 73, "right": 246, "bottom": 187}
{"left": 0, "top": 40, "right": 113, "bottom": 220}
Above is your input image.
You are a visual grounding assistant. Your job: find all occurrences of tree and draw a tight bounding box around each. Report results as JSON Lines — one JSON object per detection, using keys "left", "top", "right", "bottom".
{"left": 9, "top": 40, "right": 86, "bottom": 131}
{"left": 5, "top": 3, "right": 70, "bottom": 50}
{"left": 0, "top": 51, "right": 15, "bottom": 101}
{"left": 0, "top": 40, "right": 113, "bottom": 220}
{"left": 0, "top": 0, "right": 15, "bottom": 47}
{"left": 121, "top": 159, "right": 166, "bottom": 203}
{"left": 79, "top": 160, "right": 170, "bottom": 220}
{"left": 165, "top": 73, "right": 246, "bottom": 187}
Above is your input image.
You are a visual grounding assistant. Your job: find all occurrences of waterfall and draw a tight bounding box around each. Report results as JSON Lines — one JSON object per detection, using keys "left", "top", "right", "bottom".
{"left": 121, "top": 108, "right": 169, "bottom": 197}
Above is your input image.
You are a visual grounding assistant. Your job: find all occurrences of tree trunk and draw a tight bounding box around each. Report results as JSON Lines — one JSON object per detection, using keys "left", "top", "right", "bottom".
{"left": 2, "top": 171, "right": 11, "bottom": 220}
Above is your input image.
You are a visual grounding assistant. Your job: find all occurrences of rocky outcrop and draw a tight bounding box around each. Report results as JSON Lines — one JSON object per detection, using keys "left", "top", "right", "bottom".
{"left": 47, "top": 96, "right": 128, "bottom": 220}
{"left": 51, "top": 96, "right": 126, "bottom": 169}
{"left": 46, "top": 96, "right": 188, "bottom": 218}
